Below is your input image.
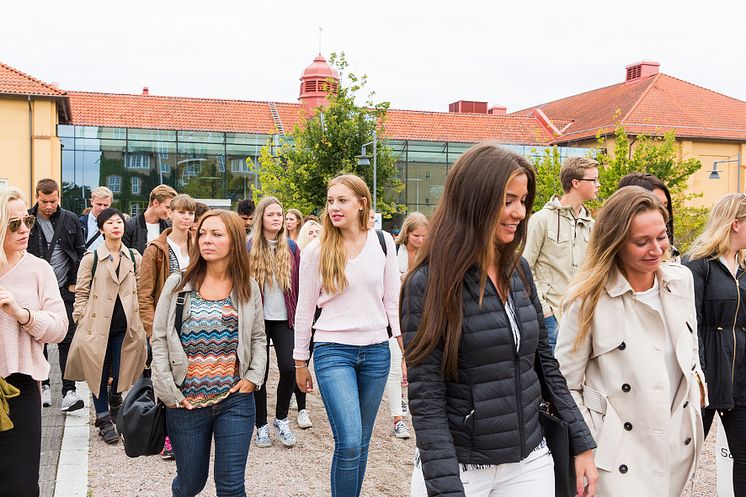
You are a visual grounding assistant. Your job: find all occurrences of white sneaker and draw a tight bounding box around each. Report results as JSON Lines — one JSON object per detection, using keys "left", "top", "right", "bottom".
{"left": 41, "top": 384, "right": 51, "bottom": 407}
{"left": 289, "top": 396, "right": 298, "bottom": 411}
{"left": 60, "top": 390, "right": 85, "bottom": 412}
{"left": 255, "top": 424, "right": 271, "bottom": 448}
{"left": 297, "top": 409, "right": 313, "bottom": 429}
{"left": 394, "top": 420, "right": 411, "bottom": 439}
{"left": 273, "top": 418, "right": 297, "bottom": 447}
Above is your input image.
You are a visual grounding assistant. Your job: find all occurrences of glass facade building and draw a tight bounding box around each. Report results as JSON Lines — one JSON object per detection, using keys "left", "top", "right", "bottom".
{"left": 59, "top": 124, "right": 591, "bottom": 220}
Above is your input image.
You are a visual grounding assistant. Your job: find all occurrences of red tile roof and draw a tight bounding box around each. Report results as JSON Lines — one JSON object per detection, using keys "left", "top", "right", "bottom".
{"left": 67, "top": 91, "right": 556, "bottom": 145}
{"left": 0, "top": 62, "right": 66, "bottom": 97}
{"left": 512, "top": 73, "right": 746, "bottom": 143}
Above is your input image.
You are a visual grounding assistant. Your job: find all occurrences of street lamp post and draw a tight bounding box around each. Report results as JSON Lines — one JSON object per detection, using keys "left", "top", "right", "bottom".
{"left": 708, "top": 154, "right": 742, "bottom": 191}
{"left": 357, "top": 130, "right": 378, "bottom": 212}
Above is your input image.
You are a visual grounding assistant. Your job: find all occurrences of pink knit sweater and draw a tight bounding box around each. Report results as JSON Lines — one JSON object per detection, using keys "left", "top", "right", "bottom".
{"left": 0, "top": 253, "right": 68, "bottom": 380}
{"left": 293, "top": 230, "right": 401, "bottom": 361}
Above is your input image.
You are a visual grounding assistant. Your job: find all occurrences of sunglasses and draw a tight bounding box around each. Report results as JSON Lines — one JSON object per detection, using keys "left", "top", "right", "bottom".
{"left": 8, "top": 215, "right": 35, "bottom": 232}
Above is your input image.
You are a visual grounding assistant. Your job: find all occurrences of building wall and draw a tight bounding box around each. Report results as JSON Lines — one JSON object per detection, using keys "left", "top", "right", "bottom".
{"left": 0, "top": 96, "right": 61, "bottom": 199}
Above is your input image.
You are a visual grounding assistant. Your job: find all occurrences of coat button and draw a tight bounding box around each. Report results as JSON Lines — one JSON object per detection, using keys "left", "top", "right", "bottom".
{"left": 619, "top": 464, "right": 628, "bottom": 474}
{"left": 622, "top": 383, "right": 631, "bottom": 392}
{"left": 618, "top": 341, "right": 626, "bottom": 350}
{"left": 683, "top": 401, "right": 689, "bottom": 408}
{"left": 624, "top": 422, "right": 633, "bottom": 431}
{"left": 685, "top": 438, "right": 692, "bottom": 445}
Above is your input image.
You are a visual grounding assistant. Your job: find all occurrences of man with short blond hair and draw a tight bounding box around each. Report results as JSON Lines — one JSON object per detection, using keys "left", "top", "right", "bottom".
{"left": 123, "top": 184, "right": 176, "bottom": 255}
{"left": 525, "top": 156, "right": 599, "bottom": 351}
{"left": 79, "top": 186, "right": 114, "bottom": 251}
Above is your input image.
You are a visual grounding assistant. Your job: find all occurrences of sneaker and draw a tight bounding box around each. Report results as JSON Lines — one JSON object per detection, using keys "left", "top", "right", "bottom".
{"left": 394, "top": 420, "right": 411, "bottom": 439}
{"left": 60, "top": 390, "right": 84, "bottom": 412}
{"left": 41, "top": 384, "right": 51, "bottom": 407}
{"left": 160, "top": 436, "right": 175, "bottom": 460}
{"left": 297, "top": 409, "right": 313, "bottom": 429}
{"left": 273, "top": 418, "right": 297, "bottom": 447}
{"left": 255, "top": 424, "right": 271, "bottom": 448}
{"left": 95, "top": 416, "right": 119, "bottom": 445}
{"left": 109, "top": 392, "right": 123, "bottom": 420}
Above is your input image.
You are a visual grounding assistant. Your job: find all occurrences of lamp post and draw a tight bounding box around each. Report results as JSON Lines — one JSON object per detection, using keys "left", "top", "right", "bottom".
{"left": 357, "top": 129, "right": 378, "bottom": 212}
{"left": 708, "top": 154, "right": 742, "bottom": 191}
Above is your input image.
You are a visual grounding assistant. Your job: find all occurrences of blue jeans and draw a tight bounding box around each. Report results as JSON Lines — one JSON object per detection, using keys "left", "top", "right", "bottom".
{"left": 92, "top": 330, "right": 125, "bottom": 415}
{"left": 544, "top": 315, "right": 558, "bottom": 353}
{"left": 313, "top": 341, "right": 390, "bottom": 497}
{"left": 166, "top": 392, "right": 256, "bottom": 497}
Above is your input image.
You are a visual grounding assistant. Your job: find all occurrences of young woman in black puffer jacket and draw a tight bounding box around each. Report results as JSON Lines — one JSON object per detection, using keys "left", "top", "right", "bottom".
{"left": 401, "top": 144, "right": 597, "bottom": 497}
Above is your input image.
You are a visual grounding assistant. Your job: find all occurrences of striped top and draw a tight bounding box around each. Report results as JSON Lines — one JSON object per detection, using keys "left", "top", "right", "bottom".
{"left": 179, "top": 291, "right": 240, "bottom": 408}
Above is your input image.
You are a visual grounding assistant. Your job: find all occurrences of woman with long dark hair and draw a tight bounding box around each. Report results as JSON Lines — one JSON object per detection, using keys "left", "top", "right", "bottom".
{"left": 402, "top": 144, "right": 597, "bottom": 496}
{"left": 151, "top": 210, "right": 267, "bottom": 497}
{"left": 294, "top": 174, "right": 403, "bottom": 497}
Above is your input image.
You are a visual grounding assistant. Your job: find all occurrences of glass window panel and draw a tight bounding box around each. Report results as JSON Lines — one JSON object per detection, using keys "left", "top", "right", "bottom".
{"left": 127, "top": 141, "right": 160, "bottom": 154}
{"left": 225, "top": 132, "right": 269, "bottom": 145}
{"left": 177, "top": 130, "right": 225, "bottom": 143}
{"left": 58, "top": 125, "right": 74, "bottom": 137}
{"left": 127, "top": 128, "right": 176, "bottom": 141}
{"left": 75, "top": 138, "right": 102, "bottom": 151}
{"left": 99, "top": 139, "right": 126, "bottom": 152}
{"left": 177, "top": 142, "right": 225, "bottom": 155}
{"left": 226, "top": 144, "right": 262, "bottom": 156}
{"left": 61, "top": 137, "right": 74, "bottom": 151}
{"left": 76, "top": 126, "right": 126, "bottom": 140}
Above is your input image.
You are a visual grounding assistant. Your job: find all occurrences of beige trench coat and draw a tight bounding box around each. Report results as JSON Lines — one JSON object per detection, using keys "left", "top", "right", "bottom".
{"left": 65, "top": 243, "right": 147, "bottom": 398}
{"left": 556, "top": 263, "right": 706, "bottom": 497}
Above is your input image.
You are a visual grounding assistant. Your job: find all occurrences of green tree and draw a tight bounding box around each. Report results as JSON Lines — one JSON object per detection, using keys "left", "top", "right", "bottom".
{"left": 532, "top": 146, "right": 564, "bottom": 210}
{"left": 255, "top": 52, "right": 404, "bottom": 217}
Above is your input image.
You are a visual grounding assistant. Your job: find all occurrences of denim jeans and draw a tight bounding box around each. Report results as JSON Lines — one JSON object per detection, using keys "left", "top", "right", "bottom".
{"left": 166, "top": 392, "right": 256, "bottom": 497}
{"left": 313, "top": 341, "right": 390, "bottom": 497}
{"left": 91, "top": 330, "right": 125, "bottom": 415}
{"left": 544, "top": 315, "right": 558, "bottom": 353}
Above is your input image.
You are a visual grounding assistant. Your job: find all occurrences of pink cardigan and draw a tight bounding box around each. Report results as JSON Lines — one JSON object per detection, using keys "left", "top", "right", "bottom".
{"left": 0, "top": 253, "right": 68, "bottom": 381}
{"left": 293, "top": 230, "right": 401, "bottom": 361}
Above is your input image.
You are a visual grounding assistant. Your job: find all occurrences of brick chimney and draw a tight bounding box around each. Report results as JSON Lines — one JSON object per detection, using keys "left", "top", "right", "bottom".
{"left": 449, "top": 100, "right": 488, "bottom": 114}
{"left": 141, "top": 86, "right": 149, "bottom": 96}
{"left": 488, "top": 105, "right": 507, "bottom": 116}
{"left": 625, "top": 61, "right": 659, "bottom": 83}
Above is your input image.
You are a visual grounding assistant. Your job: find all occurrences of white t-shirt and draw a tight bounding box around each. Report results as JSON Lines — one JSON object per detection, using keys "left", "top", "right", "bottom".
{"left": 146, "top": 222, "right": 161, "bottom": 243}
{"left": 166, "top": 236, "right": 190, "bottom": 270}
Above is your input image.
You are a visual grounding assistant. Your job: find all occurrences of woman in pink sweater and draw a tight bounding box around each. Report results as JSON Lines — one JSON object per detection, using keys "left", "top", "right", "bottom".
{"left": 0, "top": 187, "right": 67, "bottom": 497}
{"left": 294, "top": 174, "right": 403, "bottom": 497}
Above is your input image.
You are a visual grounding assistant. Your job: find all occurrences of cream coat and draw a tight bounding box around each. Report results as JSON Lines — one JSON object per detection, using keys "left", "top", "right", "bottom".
{"left": 556, "top": 263, "right": 706, "bottom": 497}
{"left": 66, "top": 243, "right": 147, "bottom": 398}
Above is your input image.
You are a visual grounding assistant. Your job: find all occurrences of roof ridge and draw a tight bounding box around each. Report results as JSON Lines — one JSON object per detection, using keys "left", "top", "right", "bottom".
{"left": 387, "top": 107, "right": 544, "bottom": 120}
{"left": 619, "top": 73, "right": 661, "bottom": 124}
{"left": 68, "top": 90, "right": 294, "bottom": 106}
{"left": 0, "top": 61, "right": 66, "bottom": 96}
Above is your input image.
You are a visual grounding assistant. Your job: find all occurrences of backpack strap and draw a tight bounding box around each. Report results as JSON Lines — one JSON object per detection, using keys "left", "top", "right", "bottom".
{"left": 129, "top": 248, "right": 136, "bottom": 273}
{"left": 174, "top": 291, "right": 189, "bottom": 335}
{"left": 91, "top": 249, "right": 98, "bottom": 276}
{"left": 375, "top": 229, "right": 387, "bottom": 256}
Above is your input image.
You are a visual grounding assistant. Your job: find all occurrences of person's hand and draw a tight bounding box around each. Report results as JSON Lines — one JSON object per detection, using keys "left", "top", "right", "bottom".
{"left": 229, "top": 379, "right": 256, "bottom": 394}
{"left": 296, "top": 365, "right": 314, "bottom": 393}
{"left": 0, "top": 286, "right": 26, "bottom": 322}
{"left": 401, "top": 359, "right": 408, "bottom": 387}
{"left": 544, "top": 311, "right": 554, "bottom": 318}
{"left": 68, "top": 284, "right": 76, "bottom": 293}
{"left": 574, "top": 450, "right": 598, "bottom": 497}
{"left": 180, "top": 399, "right": 194, "bottom": 410}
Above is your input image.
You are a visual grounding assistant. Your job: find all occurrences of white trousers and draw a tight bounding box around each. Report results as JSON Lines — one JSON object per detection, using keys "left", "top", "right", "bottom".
{"left": 410, "top": 444, "right": 555, "bottom": 497}
{"left": 386, "top": 337, "right": 403, "bottom": 417}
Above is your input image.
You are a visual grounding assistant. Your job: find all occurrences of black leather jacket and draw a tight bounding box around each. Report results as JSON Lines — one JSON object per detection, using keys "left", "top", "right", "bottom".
{"left": 27, "top": 204, "right": 86, "bottom": 288}
{"left": 123, "top": 213, "right": 170, "bottom": 255}
{"left": 401, "top": 258, "right": 595, "bottom": 496}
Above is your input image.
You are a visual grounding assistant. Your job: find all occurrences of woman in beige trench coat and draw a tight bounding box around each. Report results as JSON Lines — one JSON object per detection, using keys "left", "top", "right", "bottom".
{"left": 66, "top": 208, "right": 147, "bottom": 444}
{"left": 556, "top": 187, "right": 706, "bottom": 497}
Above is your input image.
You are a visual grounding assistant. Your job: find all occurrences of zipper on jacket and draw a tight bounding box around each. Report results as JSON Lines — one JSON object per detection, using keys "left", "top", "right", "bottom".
{"left": 732, "top": 278, "right": 741, "bottom": 385}
{"left": 515, "top": 353, "right": 526, "bottom": 459}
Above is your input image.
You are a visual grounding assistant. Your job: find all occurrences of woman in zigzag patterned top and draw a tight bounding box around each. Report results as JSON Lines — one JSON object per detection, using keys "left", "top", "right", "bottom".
{"left": 151, "top": 210, "right": 267, "bottom": 497}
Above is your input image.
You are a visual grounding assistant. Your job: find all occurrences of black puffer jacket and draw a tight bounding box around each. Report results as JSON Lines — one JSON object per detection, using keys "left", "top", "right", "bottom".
{"left": 401, "top": 258, "right": 595, "bottom": 496}
{"left": 685, "top": 257, "right": 746, "bottom": 409}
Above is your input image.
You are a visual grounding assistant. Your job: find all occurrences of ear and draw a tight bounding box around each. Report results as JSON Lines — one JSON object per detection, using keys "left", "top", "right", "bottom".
{"left": 733, "top": 220, "right": 741, "bottom": 233}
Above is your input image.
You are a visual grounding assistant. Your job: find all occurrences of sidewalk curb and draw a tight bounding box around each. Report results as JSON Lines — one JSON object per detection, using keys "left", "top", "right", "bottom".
{"left": 53, "top": 381, "right": 90, "bottom": 497}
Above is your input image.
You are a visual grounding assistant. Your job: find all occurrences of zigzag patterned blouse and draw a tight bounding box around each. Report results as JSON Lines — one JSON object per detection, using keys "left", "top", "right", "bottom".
{"left": 179, "top": 291, "right": 240, "bottom": 408}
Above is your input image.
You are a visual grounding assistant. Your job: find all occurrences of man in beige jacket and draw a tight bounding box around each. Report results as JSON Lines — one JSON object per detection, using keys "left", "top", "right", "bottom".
{"left": 525, "top": 156, "right": 599, "bottom": 350}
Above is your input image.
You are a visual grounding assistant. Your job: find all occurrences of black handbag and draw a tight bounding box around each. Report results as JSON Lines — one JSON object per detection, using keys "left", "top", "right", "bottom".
{"left": 116, "top": 370, "right": 166, "bottom": 458}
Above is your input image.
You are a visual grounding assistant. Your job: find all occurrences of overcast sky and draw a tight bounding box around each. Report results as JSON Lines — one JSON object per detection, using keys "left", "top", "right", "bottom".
{"left": 2, "top": 0, "right": 744, "bottom": 114}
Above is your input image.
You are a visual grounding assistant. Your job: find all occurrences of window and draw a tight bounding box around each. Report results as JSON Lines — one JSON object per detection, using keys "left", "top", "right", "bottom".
{"left": 108, "top": 175, "right": 121, "bottom": 193}
{"left": 131, "top": 177, "right": 141, "bottom": 195}
{"left": 217, "top": 155, "right": 226, "bottom": 173}
{"left": 160, "top": 162, "right": 171, "bottom": 174}
{"left": 157, "top": 143, "right": 170, "bottom": 159}
{"left": 183, "top": 164, "right": 199, "bottom": 179}
{"left": 231, "top": 158, "right": 250, "bottom": 173}
{"left": 126, "top": 154, "right": 152, "bottom": 170}
{"left": 425, "top": 172, "right": 431, "bottom": 179}
{"left": 130, "top": 202, "right": 143, "bottom": 217}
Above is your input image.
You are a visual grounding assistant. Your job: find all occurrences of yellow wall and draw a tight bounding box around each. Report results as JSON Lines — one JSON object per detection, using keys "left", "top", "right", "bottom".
{"left": 0, "top": 96, "right": 61, "bottom": 201}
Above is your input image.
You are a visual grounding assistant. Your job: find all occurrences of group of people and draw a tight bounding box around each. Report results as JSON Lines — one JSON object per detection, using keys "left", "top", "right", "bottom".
{"left": 2, "top": 140, "right": 746, "bottom": 497}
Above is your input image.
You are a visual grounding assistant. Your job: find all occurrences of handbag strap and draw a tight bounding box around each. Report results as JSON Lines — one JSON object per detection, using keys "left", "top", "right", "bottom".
{"left": 174, "top": 291, "right": 189, "bottom": 335}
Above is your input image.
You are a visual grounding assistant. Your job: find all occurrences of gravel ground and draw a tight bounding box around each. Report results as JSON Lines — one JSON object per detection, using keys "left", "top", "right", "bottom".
{"left": 88, "top": 354, "right": 721, "bottom": 497}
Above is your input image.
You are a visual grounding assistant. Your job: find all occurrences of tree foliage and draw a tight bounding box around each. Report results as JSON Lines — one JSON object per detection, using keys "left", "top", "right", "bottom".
{"left": 255, "top": 52, "right": 404, "bottom": 217}
{"left": 532, "top": 147, "right": 564, "bottom": 209}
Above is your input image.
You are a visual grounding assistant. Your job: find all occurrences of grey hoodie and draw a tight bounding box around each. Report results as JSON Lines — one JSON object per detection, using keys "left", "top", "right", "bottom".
{"left": 525, "top": 196, "right": 594, "bottom": 318}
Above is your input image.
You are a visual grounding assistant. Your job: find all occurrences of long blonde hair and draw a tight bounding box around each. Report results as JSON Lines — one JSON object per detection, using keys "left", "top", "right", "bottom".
{"left": 395, "top": 212, "right": 428, "bottom": 246}
{"left": 320, "top": 174, "right": 371, "bottom": 294}
{"left": 687, "top": 193, "right": 746, "bottom": 268}
{"left": 297, "top": 220, "right": 321, "bottom": 251}
{"left": 249, "top": 197, "right": 292, "bottom": 291}
{"left": 0, "top": 187, "right": 26, "bottom": 267}
{"left": 564, "top": 186, "right": 668, "bottom": 349}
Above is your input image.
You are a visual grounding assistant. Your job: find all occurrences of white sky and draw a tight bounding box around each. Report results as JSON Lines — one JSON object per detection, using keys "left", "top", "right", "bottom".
{"left": 2, "top": 0, "right": 744, "bottom": 114}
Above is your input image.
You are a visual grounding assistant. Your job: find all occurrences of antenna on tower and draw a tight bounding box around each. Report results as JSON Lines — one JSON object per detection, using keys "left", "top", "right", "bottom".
{"left": 319, "top": 26, "right": 324, "bottom": 54}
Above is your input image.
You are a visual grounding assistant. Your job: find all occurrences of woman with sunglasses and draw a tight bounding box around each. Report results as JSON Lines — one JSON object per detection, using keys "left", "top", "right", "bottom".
{"left": 0, "top": 187, "right": 67, "bottom": 497}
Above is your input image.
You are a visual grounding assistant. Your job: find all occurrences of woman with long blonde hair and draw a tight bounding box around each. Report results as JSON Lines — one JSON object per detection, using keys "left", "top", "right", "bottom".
{"left": 294, "top": 174, "right": 403, "bottom": 497}
{"left": 285, "top": 208, "right": 303, "bottom": 242}
{"left": 557, "top": 186, "right": 705, "bottom": 497}
{"left": 296, "top": 220, "right": 321, "bottom": 251}
{"left": 685, "top": 192, "right": 746, "bottom": 495}
{"left": 395, "top": 212, "right": 428, "bottom": 276}
{"left": 248, "top": 197, "right": 307, "bottom": 447}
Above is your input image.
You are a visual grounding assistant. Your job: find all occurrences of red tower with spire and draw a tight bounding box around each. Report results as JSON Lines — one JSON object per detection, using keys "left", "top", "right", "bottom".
{"left": 298, "top": 54, "right": 340, "bottom": 113}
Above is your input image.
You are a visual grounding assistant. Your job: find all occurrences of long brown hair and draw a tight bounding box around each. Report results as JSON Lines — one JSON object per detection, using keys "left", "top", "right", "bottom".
{"left": 176, "top": 210, "right": 253, "bottom": 303}
{"left": 404, "top": 144, "right": 536, "bottom": 380}
{"left": 250, "top": 197, "right": 292, "bottom": 291}
{"left": 319, "top": 174, "right": 371, "bottom": 294}
{"left": 564, "top": 186, "right": 668, "bottom": 349}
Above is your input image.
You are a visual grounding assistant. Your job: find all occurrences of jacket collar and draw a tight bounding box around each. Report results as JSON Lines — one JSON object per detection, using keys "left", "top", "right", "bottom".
{"left": 29, "top": 203, "right": 61, "bottom": 221}
{"left": 95, "top": 242, "right": 134, "bottom": 262}
{"left": 545, "top": 196, "right": 593, "bottom": 223}
{"left": 605, "top": 263, "right": 686, "bottom": 298}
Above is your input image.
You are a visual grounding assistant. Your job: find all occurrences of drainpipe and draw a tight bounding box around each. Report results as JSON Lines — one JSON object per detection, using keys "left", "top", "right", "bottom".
{"left": 28, "top": 95, "right": 33, "bottom": 197}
